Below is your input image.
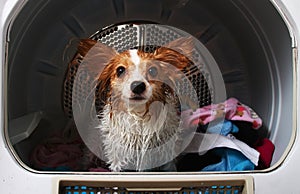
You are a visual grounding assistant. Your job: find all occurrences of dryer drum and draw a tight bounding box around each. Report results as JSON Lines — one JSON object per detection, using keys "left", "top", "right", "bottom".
{"left": 6, "top": 0, "right": 295, "bottom": 172}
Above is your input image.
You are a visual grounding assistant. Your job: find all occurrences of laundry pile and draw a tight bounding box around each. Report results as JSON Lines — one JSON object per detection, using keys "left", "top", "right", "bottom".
{"left": 30, "top": 97, "right": 275, "bottom": 172}
{"left": 30, "top": 122, "right": 84, "bottom": 171}
{"left": 178, "top": 97, "right": 275, "bottom": 171}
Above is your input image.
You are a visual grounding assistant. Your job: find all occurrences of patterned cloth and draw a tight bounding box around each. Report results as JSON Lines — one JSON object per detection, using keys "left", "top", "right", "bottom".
{"left": 182, "top": 97, "right": 262, "bottom": 130}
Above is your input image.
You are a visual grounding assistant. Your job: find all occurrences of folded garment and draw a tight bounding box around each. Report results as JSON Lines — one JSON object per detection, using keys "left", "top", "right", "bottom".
{"left": 254, "top": 138, "right": 275, "bottom": 169}
{"left": 184, "top": 133, "right": 260, "bottom": 166}
{"left": 202, "top": 148, "right": 255, "bottom": 171}
{"left": 182, "top": 97, "right": 262, "bottom": 130}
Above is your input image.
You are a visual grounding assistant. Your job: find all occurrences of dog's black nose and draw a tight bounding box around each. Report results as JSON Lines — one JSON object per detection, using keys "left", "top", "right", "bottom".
{"left": 131, "top": 81, "right": 146, "bottom": 94}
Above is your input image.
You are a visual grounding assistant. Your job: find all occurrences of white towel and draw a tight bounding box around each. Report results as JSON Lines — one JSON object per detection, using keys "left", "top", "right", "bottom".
{"left": 184, "top": 133, "right": 260, "bottom": 165}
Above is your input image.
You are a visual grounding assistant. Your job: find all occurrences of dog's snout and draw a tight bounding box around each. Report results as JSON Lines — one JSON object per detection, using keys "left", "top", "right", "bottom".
{"left": 131, "top": 81, "right": 146, "bottom": 94}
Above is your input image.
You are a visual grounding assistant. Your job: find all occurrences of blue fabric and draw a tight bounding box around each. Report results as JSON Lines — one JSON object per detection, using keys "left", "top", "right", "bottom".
{"left": 202, "top": 148, "right": 255, "bottom": 171}
{"left": 42, "top": 166, "right": 71, "bottom": 171}
{"left": 207, "top": 120, "right": 239, "bottom": 136}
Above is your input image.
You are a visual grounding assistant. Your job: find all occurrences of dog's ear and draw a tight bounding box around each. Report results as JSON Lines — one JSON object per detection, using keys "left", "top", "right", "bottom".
{"left": 77, "top": 39, "right": 98, "bottom": 56}
{"left": 79, "top": 39, "right": 118, "bottom": 75}
{"left": 63, "top": 39, "right": 117, "bottom": 117}
{"left": 153, "top": 37, "right": 194, "bottom": 71}
{"left": 162, "top": 36, "right": 194, "bottom": 60}
{"left": 95, "top": 60, "right": 114, "bottom": 107}
{"left": 79, "top": 39, "right": 119, "bottom": 108}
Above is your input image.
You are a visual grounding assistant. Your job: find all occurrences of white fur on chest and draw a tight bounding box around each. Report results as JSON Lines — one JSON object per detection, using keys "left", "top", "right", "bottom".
{"left": 98, "top": 101, "right": 182, "bottom": 171}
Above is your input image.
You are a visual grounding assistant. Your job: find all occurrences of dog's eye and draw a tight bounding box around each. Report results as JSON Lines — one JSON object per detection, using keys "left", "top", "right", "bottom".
{"left": 148, "top": 66, "right": 158, "bottom": 77}
{"left": 116, "top": 66, "right": 126, "bottom": 77}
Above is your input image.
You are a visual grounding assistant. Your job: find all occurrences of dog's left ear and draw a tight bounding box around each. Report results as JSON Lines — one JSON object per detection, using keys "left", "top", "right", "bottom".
{"left": 153, "top": 36, "right": 195, "bottom": 71}
{"left": 162, "top": 36, "right": 194, "bottom": 60}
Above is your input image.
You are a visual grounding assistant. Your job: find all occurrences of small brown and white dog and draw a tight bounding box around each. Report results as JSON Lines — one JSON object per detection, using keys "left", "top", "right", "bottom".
{"left": 69, "top": 37, "right": 195, "bottom": 171}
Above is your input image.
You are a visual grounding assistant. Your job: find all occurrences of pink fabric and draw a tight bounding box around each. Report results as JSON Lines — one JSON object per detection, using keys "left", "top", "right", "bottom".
{"left": 89, "top": 167, "right": 110, "bottom": 172}
{"left": 30, "top": 135, "right": 83, "bottom": 170}
{"left": 182, "top": 98, "right": 262, "bottom": 129}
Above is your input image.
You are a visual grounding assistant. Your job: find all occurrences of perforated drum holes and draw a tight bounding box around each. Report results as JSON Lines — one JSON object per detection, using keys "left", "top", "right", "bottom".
{"left": 91, "top": 24, "right": 139, "bottom": 53}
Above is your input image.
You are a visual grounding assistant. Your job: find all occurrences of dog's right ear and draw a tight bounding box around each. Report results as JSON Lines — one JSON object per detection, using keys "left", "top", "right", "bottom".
{"left": 78, "top": 39, "right": 118, "bottom": 75}
{"left": 77, "top": 39, "right": 118, "bottom": 106}
{"left": 77, "top": 39, "right": 98, "bottom": 56}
